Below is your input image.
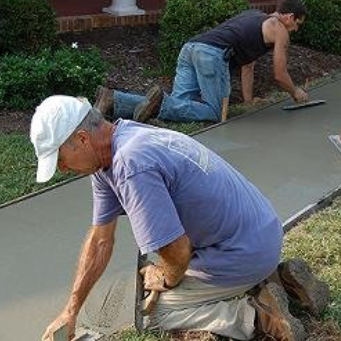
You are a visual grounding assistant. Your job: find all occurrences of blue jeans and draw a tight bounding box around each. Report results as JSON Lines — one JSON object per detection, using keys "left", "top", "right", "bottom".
{"left": 112, "top": 91, "right": 143, "bottom": 120}
{"left": 113, "top": 42, "right": 231, "bottom": 122}
{"left": 159, "top": 42, "right": 231, "bottom": 122}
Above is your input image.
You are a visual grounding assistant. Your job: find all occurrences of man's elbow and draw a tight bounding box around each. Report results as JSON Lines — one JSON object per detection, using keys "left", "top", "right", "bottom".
{"left": 180, "top": 235, "right": 192, "bottom": 266}
{"left": 274, "top": 70, "right": 284, "bottom": 83}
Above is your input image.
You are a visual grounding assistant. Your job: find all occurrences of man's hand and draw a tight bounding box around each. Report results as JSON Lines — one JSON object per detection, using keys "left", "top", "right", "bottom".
{"left": 140, "top": 262, "right": 169, "bottom": 292}
{"left": 42, "top": 311, "right": 76, "bottom": 341}
{"left": 245, "top": 97, "right": 269, "bottom": 106}
{"left": 293, "top": 87, "right": 309, "bottom": 103}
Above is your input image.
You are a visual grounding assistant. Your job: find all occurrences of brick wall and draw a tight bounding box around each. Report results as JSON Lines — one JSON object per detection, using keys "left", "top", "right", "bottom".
{"left": 50, "top": 0, "right": 164, "bottom": 16}
{"left": 55, "top": 0, "right": 278, "bottom": 33}
{"left": 57, "top": 12, "right": 161, "bottom": 33}
{"left": 249, "top": 0, "right": 277, "bottom": 13}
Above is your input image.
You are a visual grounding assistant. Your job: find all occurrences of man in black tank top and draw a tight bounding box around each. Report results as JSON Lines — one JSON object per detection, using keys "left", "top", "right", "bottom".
{"left": 96, "top": 0, "right": 308, "bottom": 123}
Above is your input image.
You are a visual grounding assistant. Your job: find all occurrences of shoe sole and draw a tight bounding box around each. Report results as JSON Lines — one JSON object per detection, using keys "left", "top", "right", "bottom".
{"left": 133, "top": 86, "right": 162, "bottom": 122}
{"left": 279, "top": 259, "right": 330, "bottom": 316}
{"left": 259, "top": 283, "right": 306, "bottom": 341}
{"left": 94, "top": 86, "right": 114, "bottom": 120}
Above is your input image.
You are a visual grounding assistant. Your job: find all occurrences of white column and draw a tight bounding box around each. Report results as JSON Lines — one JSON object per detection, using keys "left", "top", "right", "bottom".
{"left": 103, "top": 0, "right": 145, "bottom": 16}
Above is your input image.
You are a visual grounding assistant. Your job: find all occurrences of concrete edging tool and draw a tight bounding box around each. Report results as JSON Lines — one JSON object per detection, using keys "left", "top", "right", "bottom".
{"left": 282, "top": 99, "right": 326, "bottom": 110}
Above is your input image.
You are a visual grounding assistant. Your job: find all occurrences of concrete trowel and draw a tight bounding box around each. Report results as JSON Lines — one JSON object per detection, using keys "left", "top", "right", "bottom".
{"left": 282, "top": 99, "right": 326, "bottom": 110}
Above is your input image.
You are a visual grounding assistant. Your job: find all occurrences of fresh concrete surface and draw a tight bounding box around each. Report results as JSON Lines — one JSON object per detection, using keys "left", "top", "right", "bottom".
{"left": 195, "top": 76, "right": 341, "bottom": 223}
{"left": 0, "top": 178, "right": 137, "bottom": 341}
{"left": 1, "top": 75, "right": 340, "bottom": 341}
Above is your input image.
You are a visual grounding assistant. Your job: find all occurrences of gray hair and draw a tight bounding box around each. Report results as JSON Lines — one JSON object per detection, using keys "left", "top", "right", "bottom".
{"left": 65, "top": 107, "right": 104, "bottom": 145}
{"left": 76, "top": 107, "right": 104, "bottom": 133}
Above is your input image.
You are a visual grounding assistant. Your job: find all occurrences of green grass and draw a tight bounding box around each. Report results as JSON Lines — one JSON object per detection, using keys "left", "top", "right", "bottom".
{"left": 111, "top": 329, "right": 170, "bottom": 341}
{"left": 0, "top": 133, "right": 74, "bottom": 205}
{"left": 283, "top": 197, "right": 341, "bottom": 327}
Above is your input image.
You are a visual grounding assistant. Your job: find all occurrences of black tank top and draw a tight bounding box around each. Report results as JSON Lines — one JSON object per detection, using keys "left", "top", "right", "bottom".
{"left": 189, "top": 9, "right": 272, "bottom": 66}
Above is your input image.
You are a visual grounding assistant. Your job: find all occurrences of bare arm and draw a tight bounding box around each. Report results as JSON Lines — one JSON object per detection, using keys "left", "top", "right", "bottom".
{"left": 141, "top": 234, "right": 191, "bottom": 291}
{"left": 158, "top": 234, "right": 191, "bottom": 287}
{"left": 241, "top": 62, "right": 255, "bottom": 102}
{"left": 42, "top": 219, "right": 117, "bottom": 341}
{"left": 66, "top": 220, "right": 116, "bottom": 315}
{"left": 271, "top": 22, "right": 308, "bottom": 102}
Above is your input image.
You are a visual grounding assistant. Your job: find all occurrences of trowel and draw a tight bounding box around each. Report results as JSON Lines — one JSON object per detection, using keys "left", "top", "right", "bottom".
{"left": 282, "top": 99, "right": 326, "bottom": 111}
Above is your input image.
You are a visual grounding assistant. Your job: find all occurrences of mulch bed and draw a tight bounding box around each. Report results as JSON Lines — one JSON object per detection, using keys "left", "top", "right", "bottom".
{"left": 1, "top": 24, "right": 341, "bottom": 135}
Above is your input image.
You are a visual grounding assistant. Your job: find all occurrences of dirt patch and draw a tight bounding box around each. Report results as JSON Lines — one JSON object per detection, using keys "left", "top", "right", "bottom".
{"left": 1, "top": 24, "right": 341, "bottom": 135}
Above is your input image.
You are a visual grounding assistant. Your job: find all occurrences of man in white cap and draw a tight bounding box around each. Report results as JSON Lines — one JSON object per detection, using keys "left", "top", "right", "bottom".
{"left": 31, "top": 96, "right": 93, "bottom": 183}
{"left": 31, "top": 95, "right": 328, "bottom": 341}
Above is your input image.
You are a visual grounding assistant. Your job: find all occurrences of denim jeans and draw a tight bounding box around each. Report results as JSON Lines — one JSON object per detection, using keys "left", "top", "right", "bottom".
{"left": 113, "top": 42, "right": 231, "bottom": 122}
{"left": 113, "top": 90, "right": 143, "bottom": 120}
{"left": 159, "top": 42, "right": 231, "bottom": 122}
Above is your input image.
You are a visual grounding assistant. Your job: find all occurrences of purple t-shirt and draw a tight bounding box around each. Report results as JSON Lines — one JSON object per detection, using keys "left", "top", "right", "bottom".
{"left": 91, "top": 119, "right": 283, "bottom": 287}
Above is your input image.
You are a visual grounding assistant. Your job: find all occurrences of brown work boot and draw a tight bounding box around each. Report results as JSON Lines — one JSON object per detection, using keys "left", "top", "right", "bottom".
{"left": 133, "top": 85, "right": 163, "bottom": 122}
{"left": 94, "top": 85, "right": 114, "bottom": 121}
{"left": 278, "top": 258, "right": 330, "bottom": 316}
{"left": 251, "top": 283, "right": 306, "bottom": 341}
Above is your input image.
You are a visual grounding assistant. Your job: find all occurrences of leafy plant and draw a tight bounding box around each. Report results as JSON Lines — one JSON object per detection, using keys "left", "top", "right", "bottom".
{"left": 0, "top": 0, "right": 57, "bottom": 55}
{"left": 52, "top": 47, "right": 108, "bottom": 101}
{"left": 158, "top": 0, "right": 249, "bottom": 75}
{"left": 292, "top": 0, "right": 341, "bottom": 54}
{"left": 0, "top": 48, "right": 108, "bottom": 110}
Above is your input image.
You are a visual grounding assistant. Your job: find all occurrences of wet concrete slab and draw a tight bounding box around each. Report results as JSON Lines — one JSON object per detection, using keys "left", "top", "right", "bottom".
{"left": 0, "top": 178, "right": 137, "bottom": 341}
{"left": 195, "top": 76, "right": 341, "bottom": 223}
{"left": 1, "top": 76, "right": 340, "bottom": 341}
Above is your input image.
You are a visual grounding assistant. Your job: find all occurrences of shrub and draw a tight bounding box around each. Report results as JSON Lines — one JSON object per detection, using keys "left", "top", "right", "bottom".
{"left": 52, "top": 48, "right": 108, "bottom": 101}
{"left": 0, "top": 48, "right": 108, "bottom": 110}
{"left": 0, "top": 0, "right": 57, "bottom": 55}
{"left": 158, "top": 0, "right": 249, "bottom": 75}
{"left": 293, "top": 0, "right": 341, "bottom": 54}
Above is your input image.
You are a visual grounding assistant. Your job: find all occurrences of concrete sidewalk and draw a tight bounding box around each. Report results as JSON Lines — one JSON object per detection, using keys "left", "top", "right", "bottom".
{"left": 1, "top": 75, "right": 340, "bottom": 341}
{"left": 196, "top": 75, "right": 341, "bottom": 225}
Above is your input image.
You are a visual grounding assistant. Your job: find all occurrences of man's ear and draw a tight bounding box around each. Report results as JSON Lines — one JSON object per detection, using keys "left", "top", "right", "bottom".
{"left": 75, "top": 130, "right": 90, "bottom": 145}
{"left": 289, "top": 13, "right": 295, "bottom": 21}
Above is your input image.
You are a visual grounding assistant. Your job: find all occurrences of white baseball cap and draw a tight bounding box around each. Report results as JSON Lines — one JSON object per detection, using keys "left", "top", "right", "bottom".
{"left": 30, "top": 95, "right": 92, "bottom": 183}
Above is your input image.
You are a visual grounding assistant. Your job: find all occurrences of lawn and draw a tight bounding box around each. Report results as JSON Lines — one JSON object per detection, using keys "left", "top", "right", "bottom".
{"left": 0, "top": 133, "right": 75, "bottom": 206}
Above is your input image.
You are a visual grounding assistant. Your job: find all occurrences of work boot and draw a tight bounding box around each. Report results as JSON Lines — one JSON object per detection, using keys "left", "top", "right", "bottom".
{"left": 133, "top": 85, "right": 163, "bottom": 122}
{"left": 278, "top": 258, "right": 330, "bottom": 316}
{"left": 251, "top": 282, "right": 306, "bottom": 341}
{"left": 94, "top": 85, "right": 114, "bottom": 121}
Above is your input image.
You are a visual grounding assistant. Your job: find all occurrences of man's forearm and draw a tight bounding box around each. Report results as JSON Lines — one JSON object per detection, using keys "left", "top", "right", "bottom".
{"left": 241, "top": 63, "right": 255, "bottom": 102}
{"left": 159, "top": 258, "right": 189, "bottom": 288}
{"left": 65, "top": 228, "right": 114, "bottom": 316}
{"left": 275, "top": 71, "right": 297, "bottom": 98}
{"left": 158, "top": 234, "right": 191, "bottom": 288}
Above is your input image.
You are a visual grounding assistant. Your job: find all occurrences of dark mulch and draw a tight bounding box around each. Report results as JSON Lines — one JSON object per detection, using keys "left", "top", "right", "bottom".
{"left": 1, "top": 24, "right": 341, "bottom": 135}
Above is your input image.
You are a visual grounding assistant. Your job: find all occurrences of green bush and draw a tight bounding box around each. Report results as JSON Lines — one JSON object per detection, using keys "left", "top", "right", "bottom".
{"left": 0, "top": 0, "right": 57, "bottom": 55}
{"left": 0, "top": 48, "right": 108, "bottom": 110}
{"left": 52, "top": 48, "right": 108, "bottom": 100}
{"left": 293, "top": 0, "right": 341, "bottom": 54}
{"left": 158, "top": 0, "right": 249, "bottom": 75}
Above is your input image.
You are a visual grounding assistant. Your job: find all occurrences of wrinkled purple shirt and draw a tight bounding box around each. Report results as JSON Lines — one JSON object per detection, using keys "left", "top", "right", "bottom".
{"left": 91, "top": 119, "right": 283, "bottom": 287}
